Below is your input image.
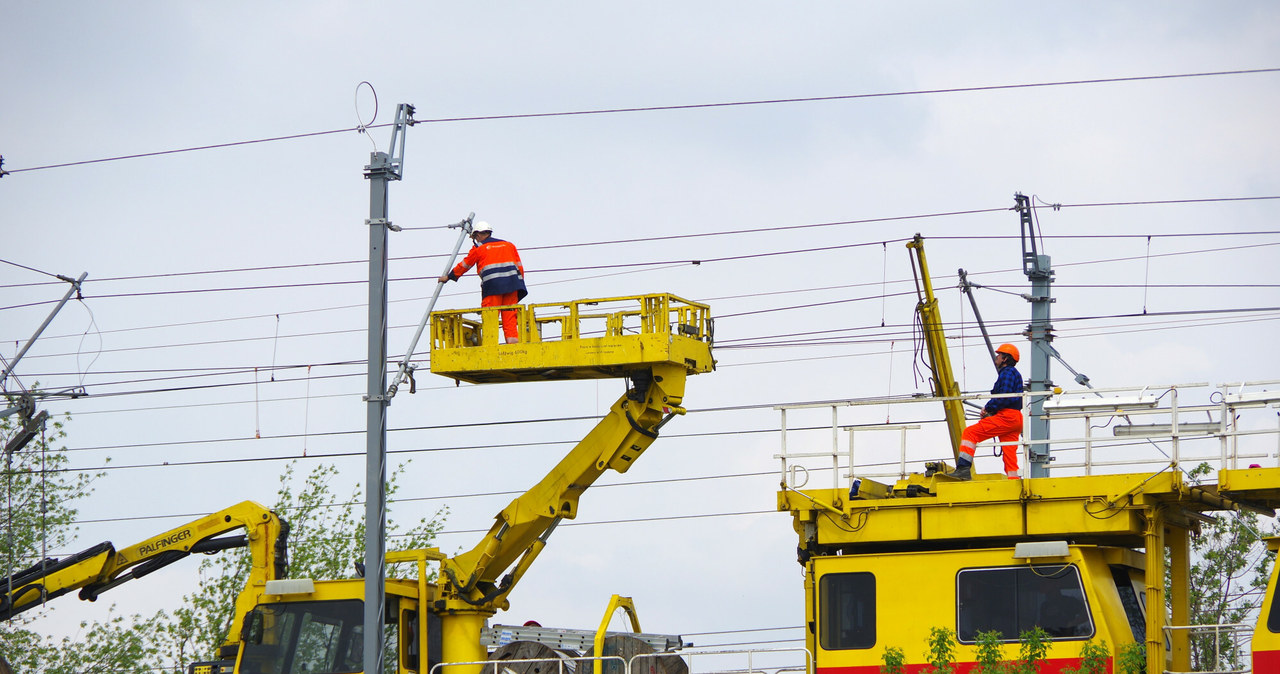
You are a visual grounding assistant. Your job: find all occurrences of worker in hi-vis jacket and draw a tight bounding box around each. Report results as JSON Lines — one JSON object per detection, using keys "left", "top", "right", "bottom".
{"left": 438, "top": 221, "right": 528, "bottom": 344}
{"left": 953, "top": 343, "right": 1024, "bottom": 480}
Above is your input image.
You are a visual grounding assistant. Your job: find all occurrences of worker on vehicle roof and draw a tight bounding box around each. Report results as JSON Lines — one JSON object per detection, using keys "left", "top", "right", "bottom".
{"left": 953, "top": 343, "right": 1024, "bottom": 480}
{"left": 439, "top": 221, "right": 528, "bottom": 344}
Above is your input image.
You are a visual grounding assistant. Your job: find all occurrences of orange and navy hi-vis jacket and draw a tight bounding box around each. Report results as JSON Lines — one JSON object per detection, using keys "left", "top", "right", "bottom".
{"left": 448, "top": 238, "right": 528, "bottom": 300}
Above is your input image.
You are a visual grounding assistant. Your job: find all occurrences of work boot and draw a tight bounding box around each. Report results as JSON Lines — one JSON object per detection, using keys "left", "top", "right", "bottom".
{"left": 952, "top": 464, "right": 971, "bottom": 481}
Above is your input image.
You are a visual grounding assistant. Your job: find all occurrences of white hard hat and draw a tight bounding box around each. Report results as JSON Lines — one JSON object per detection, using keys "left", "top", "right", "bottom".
{"left": 472, "top": 221, "right": 493, "bottom": 234}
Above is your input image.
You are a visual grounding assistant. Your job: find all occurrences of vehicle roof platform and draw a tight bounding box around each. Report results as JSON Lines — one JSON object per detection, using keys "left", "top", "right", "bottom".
{"left": 429, "top": 293, "right": 715, "bottom": 384}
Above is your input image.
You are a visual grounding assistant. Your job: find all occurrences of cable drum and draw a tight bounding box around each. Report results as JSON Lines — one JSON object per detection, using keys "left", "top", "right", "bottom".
{"left": 489, "top": 640, "right": 579, "bottom": 674}
{"left": 580, "top": 635, "right": 688, "bottom": 674}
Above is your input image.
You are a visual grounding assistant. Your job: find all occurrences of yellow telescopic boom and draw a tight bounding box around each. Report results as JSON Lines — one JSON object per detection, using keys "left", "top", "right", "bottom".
{"left": 432, "top": 294, "right": 714, "bottom": 610}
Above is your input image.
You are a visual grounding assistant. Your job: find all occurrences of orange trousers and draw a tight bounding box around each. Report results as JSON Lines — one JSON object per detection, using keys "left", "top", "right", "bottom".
{"left": 960, "top": 408, "right": 1023, "bottom": 478}
{"left": 482, "top": 292, "right": 521, "bottom": 340}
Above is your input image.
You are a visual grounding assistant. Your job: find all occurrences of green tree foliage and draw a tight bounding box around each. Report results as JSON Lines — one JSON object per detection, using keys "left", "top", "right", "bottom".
{"left": 0, "top": 412, "right": 96, "bottom": 572}
{"left": 0, "top": 411, "right": 105, "bottom": 671}
{"left": 35, "top": 608, "right": 162, "bottom": 674}
{"left": 1182, "top": 462, "right": 1275, "bottom": 671}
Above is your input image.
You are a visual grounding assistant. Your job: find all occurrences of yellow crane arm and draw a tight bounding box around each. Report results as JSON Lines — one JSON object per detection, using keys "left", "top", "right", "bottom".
{"left": 907, "top": 234, "right": 966, "bottom": 460}
{"left": 440, "top": 362, "right": 690, "bottom": 611}
{"left": 0, "top": 500, "right": 287, "bottom": 621}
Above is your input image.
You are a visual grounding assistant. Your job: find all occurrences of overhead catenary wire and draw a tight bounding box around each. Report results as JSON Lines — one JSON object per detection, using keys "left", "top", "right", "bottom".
{"left": 35, "top": 305, "right": 1275, "bottom": 414}
{"left": 11, "top": 305, "right": 1280, "bottom": 401}
{"left": 23, "top": 509, "right": 787, "bottom": 569}
{"left": 18, "top": 309, "right": 1276, "bottom": 401}
{"left": 33, "top": 403, "right": 1262, "bottom": 541}
{"left": 69, "top": 469, "right": 782, "bottom": 527}
{"left": 0, "top": 258, "right": 64, "bottom": 281}
{"left": 6, "top": 67, "right": 1277, "bottom": 176}
{"left": 35, "top": 313, "right": 1280, "bottom": 464}
{"left": 46, "top": 387, "right": 963, "bottom": 468}
{"left": 6, "top": 270, "right": 1278, "bottom": 352}
{"left": 51, "top": 399, "right": 892, "bottom": 457}
{"left": 12, "top": 304, "right": 1280, "bottom": 411}
{"left": 5, "top": 226, "right": 1278, "bottom": 316}
{"left": 5, "top": 216, "right": 1279, "bottom": 293}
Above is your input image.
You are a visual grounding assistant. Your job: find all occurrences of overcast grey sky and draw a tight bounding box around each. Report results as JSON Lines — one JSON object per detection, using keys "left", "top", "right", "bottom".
{"left": 3, "top": 1, "right": 1279, "bottom": 654}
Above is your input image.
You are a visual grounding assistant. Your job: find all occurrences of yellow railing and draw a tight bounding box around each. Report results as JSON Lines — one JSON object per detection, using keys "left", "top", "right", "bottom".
{"left": 430, "top": 293, "right": 712, "bottom": 350}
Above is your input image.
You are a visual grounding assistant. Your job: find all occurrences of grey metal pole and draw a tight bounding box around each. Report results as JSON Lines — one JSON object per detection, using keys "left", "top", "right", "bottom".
{"left": 363, "top": 147, "right": 393, "bottom": 674}
{"left": 1016, "top": 194, "right": 1054, "bottom": 478}
{"left": 362, "top": 103, "right": 413, "bottom": 674}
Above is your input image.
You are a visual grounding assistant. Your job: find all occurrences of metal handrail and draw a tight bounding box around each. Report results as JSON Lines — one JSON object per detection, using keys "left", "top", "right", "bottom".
{"left": 432, "top": 293, "right": 713, "bottom": 349}
{"left": 776, "top": 381, "right": 1280, "bottom": 486}
{"left": 1162, "top": 622, "right": 1253, "bottom": 674}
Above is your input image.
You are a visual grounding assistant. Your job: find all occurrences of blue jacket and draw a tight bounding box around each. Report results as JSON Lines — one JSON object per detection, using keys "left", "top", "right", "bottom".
{"left": 984, "top": 364, "right": 1024, "bottom": 415}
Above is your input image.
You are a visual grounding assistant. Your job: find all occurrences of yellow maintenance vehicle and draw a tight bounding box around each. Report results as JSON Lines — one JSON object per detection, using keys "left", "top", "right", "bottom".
{"left": 4, "top": 293, "right": 713, "bottom": 674}
{"left": 776, "top": 237, "right": 1280, "bottom": 674}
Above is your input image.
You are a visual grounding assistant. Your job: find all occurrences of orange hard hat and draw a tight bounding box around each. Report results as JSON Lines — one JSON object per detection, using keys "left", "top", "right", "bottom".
{"left": 996, "top": 343, "right": 1020, "bottom": 362}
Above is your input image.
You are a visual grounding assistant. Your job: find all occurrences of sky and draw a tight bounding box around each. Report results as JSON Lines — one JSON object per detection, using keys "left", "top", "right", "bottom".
{"left": 2, "top": 1, "right": 1279, "bottom": 664}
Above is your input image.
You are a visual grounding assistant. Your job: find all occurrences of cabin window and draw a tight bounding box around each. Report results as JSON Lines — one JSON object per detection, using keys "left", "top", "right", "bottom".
{"left": 397, "top": 608, "right": 441, "bottom": 673}
{"left": 1110, "top": 566, "right": 1146, "bottom": 642}
{"left": 819, "top": 572, "right": 876, "bottom": 650}
{"left": 956, "top": 565, "right": 1093, "bottom": 642}
{"left": 241, "top": 599, "right": 365, "bottom": 674}
{"left": 402, "top": 609, "right": 420, "bottom": 671}
{"left": 1269, "top": 578, "right": 1280, "bottom": 633}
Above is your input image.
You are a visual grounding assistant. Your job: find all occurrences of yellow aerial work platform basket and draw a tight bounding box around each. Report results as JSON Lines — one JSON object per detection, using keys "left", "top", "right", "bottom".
{"left": 429, "top": 293, "right": 715, "bottom": 384}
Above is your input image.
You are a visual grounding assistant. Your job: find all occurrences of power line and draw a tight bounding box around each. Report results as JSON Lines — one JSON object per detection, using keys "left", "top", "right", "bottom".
{"left": 3, "top": 208, "right": 992, "bottom": 292}
{"left": 31, "top": 506, "right": 784, "bottom": 564}
{"left": 54, "top": 401, "right": 803, "bottom": 457}
{"left": 13, "top": 304, "right": 1280, "bottom": 400}
{"left": 0, "top": 258, "right": 65, "bottom": 280}
{"left": 6, "top": 67, "right": 1277, "bottom": 175}
{"left": 71, "top": 469, "right": 779, "bottom": 527}
{"left": 35, "top": 307, "right": 1267, "bottom": 413}
{"left": 5, "top": 126, "right": 355, "bottom": 175}
{"left": 36, "top": 298, "right": 1278, "bottom": 458}
{"left": 405, "top": 68, "right": 1280, "bottom": 122}
{"left": 16, "top": 308, "right": 1250, "bottom": 391}
{"left": 1055, "top": 196, "right": 1280, "bottom": 210}
{"left": 5, "top": 228, "right": 1277, "bottom": 315}
{"left": 8, "top": 253, "right": 1276, "bottom": 356}
{"left": 7, "top": 218, "right": 1279, "bottom": 293}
